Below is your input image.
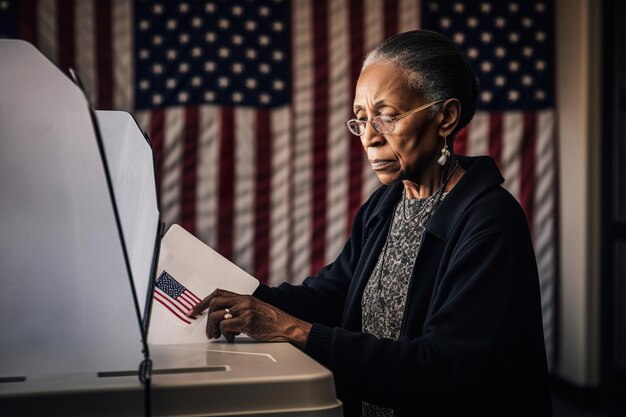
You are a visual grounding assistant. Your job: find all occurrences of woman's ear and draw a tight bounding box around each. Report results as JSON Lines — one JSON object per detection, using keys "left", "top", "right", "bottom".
{"left": 438, "top": 98, "right": 461, "bottom": 138}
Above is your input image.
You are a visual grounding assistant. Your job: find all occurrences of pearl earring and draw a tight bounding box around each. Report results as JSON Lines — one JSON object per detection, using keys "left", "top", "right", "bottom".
{"left": 438, "top": 137, "right": 451, "bottom": 166}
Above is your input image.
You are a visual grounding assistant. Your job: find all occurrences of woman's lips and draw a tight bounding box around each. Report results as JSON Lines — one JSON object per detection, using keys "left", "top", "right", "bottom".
{"left": 369, "top": 159, "right": 395, "bottom": 170}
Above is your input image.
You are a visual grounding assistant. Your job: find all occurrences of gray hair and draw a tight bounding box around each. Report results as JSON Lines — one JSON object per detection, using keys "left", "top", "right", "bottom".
{"left": 362, "top": 30, "right": 478, "bottom": 133}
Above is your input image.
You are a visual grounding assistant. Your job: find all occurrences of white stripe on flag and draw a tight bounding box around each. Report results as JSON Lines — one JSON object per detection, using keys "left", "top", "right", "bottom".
{"left": 362, "top": 150, "right": 380, "bottom": 204}
{"left": 364, "top": 0, "right": 384, "bottom": 51}
{"left": 361, "top": 0, "right": 386, "bottom": 203}
{"left": 534, "top": 110, "right": 556, "bottom": 239}
{"left": 75, "top": 0, "right": 97, "bottom": 106}
{"left": 182, "top": 290, "right": 201, "bottom": 307}
{"left": 233, "top": 108, "right": 256, "bottom": 272}
{"left": 269, "top": 106, "right": 292, "bottom": 286}
{"left": 161, "top": 107, "right": 185, "bottom": 227}
{"left": 534, "top": 109, "right": 556, "bottom": 369}
{"left": 325, "top": 0, "right": 350, "bottom": 264}
{"left": 112, "top": 0, "right": 133, "bottom": 111}
{"left": 154, "top": 289, "right": 190, "bottom": 314}
{"left": 153, "top": 290, "right": 192, "bottom": 323}
{"left": 174, "top": 293, "right": 195, "bottom": 310}
{"left": 290, "top": 0, "right": 314, "bottom": 281}
{"left": 501, "top": 112, "right": 523, "bottom": 200}
{"left": 399, "top": 0, "right": 421, "bottom": 32}
{"left": 37, "top": 0, "right": 57, "bottom": 64}
{"left": 467, "top": 111, "right": 490, "bottom": 156}
{"left": 134, "top": 110, "right": 151, "bottom": 139}
{"left": 196, "top": 105, "right": 220, "bottom": 248}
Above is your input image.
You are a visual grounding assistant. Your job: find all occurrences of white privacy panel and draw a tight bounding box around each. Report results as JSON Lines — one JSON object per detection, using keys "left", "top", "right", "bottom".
{"left": 0, "top": 40, "right": 144, "bottom": 378}
{"left": 96, "top": 110, "right": 160, "bottom": 320}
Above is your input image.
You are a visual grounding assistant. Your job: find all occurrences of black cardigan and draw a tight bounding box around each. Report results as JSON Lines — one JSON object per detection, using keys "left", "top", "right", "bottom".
{"left": 254, "top": 155, "right": 552, "bottom": 417}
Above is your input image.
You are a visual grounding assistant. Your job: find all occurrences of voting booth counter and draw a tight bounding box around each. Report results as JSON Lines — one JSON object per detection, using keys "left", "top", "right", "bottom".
{"left": 1, "top": 343, "right": 341, "bottom": 416}
{"left": 0, "top": 40, "right": 342, "bottom": 417}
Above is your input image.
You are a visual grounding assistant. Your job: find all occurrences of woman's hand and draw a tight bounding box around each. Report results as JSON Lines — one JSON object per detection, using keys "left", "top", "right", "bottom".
{"left": 187, "top": 289, "right": 312, "bottom": 350}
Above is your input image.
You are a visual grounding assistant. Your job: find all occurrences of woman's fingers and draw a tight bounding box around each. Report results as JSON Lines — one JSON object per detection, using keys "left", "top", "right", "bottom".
{"left": 187, "top": 291, "right": 214, "bottom": 316}
{"left": 202, "top": 292, "right": 248, "bottom": 340}
{"left": 220, "top": 317, "right": 245, "bottom": 343}
{"left": 206, "top": 308, "right": 227, "bottom": 339}
{"left": 196, "top": 293, "right": 307, "bottom": 346}
{"left": 187, "top": 288, "right": 238, "bottom": 317}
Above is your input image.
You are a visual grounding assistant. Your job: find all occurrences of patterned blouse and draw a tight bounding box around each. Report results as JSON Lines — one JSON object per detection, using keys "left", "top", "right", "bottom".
{"left": 361, "top": 190, "right": 447, "bottom": 417}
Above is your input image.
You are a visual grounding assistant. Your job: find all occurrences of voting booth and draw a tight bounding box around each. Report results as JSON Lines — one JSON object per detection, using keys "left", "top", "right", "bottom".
{"left": 0, "top": 40, "right": 342, "bottom": 417}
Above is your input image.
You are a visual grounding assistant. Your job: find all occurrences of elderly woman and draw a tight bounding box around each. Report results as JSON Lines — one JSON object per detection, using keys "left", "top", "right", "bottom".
{"left": 189, "top": 30, "right": 552, "bottom": 416}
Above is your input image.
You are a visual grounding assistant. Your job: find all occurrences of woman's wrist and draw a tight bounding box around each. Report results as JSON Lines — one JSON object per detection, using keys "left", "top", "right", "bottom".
{"left": 287, "top": 320, "right": 312, "bottom": 350}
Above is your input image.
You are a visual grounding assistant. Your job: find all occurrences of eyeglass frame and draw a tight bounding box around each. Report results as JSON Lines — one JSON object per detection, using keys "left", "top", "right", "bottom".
{"left": 345, "top": 98, "right": 449, "bottom": 136}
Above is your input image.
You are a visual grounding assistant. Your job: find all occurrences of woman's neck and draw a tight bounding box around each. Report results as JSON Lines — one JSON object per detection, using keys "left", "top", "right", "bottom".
{"left": 402, "top": 158, "right": 464, "bottom": 199}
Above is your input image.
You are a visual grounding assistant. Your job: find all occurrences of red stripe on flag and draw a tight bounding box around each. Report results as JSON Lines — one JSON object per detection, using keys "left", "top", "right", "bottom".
{"left": 189, "top": 291, "right": 202, "bottom": 303}
{"left": 284, "top": 12, "right": 297, "bottom": 281}
{"left": 153, "top": 292, "right": 193, "bottom": 324}
{"left": 181, "top": 106, "right": 199, "bottom": 234}
{"left": 520, "top": 112, "right": 537, "bottom": 232}
{"left": 254, "top": 110, "right": 271, "bottom": 283}
{"left": 180, "top": 293, "right": 199, "bottom": 310}
{"left": 455, "top": 126, "right": 468, "bottom": 155}
{"left": 56, "top": 0, "right": 74, "bottom": 72}
{"left": 18, "top": 0, "right": 37, "bottom": 44}
{"left": 181, "top": 288, "right": 202, "bottom": 304}
{"left": 311, "top": 1, "right": 329, "bottom": 275}
{"left": 154, "top": 288, "right": 194, "bottom": 317}
{"left": 383, "top": 0, "right": 399, "bottom": 39}
{"left": 347, "top": 0, "right": 364, "bottom": 232}
{"left": 174, "top": 295, "right": 194, "bottom": 310}
{"left": 218, "top": 107, "right": 235, "bottom": 260}
{"left": 179, "top": 292, "right": 200, "bottom": 307}
{"left": 95, "top": 0, "right": 112, "bottom": 109}
{"left": 149, "top": 110, "right": 165, "bottom": 204}
{"left": 488, "top": 113, "right": 503, "bottom": 167}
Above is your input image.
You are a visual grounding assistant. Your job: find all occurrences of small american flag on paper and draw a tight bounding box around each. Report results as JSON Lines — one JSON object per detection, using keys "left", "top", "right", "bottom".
{"left": 153, "top": 271, "right": 202, "bottom": 324}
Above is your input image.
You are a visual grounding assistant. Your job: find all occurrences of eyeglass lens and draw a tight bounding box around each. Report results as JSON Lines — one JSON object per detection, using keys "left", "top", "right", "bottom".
{"left": 346, "top": 116, "right": 394, "bottom": 136}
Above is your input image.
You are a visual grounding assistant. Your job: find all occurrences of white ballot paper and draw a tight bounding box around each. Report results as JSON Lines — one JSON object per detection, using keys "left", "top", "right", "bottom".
{"left": 148, "top": 224, "right": 259, "bottom": 344}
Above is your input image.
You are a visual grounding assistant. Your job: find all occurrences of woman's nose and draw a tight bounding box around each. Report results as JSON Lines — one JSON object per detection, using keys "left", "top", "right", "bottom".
{"left": 360, "top": 122, "right": 385, "bottom": 147}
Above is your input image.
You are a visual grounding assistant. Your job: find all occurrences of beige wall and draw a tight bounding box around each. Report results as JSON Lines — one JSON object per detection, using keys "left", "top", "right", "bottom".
{"left": 555, "top": 0, "right": 602, "bottom": 385}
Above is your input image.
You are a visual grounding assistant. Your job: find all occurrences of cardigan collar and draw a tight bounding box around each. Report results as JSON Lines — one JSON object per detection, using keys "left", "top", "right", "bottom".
{"left": 365, "top": 155, "right": 504, "bottom": 240}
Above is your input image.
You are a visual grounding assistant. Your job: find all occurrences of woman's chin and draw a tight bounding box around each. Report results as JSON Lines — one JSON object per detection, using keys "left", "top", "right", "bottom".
{"left": 374, "top": 171, "right": 400, "bottom": 186}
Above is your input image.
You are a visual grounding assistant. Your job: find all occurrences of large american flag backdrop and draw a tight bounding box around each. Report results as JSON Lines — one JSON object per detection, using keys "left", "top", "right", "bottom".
{"left": 0, "top": 0, "right": 557, "bottom": 366}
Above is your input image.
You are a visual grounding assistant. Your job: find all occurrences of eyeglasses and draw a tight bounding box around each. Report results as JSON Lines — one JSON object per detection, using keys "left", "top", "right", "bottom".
{"left": 345, "top": 99, "right": 448, "bottom": 136}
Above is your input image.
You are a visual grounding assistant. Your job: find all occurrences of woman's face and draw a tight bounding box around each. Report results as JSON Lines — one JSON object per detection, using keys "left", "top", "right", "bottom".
{"left": 353, "top": 63, "right": 442, "bottom": 185}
